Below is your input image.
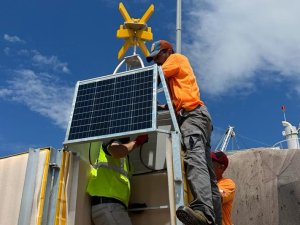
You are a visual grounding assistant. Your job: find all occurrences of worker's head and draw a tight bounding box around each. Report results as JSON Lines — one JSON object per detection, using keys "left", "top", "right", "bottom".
{"left": 146, "top": 40, "right": 174, "bottom": 65}
{"left": 211, "top": 151, "right": 229, "bottom": 180}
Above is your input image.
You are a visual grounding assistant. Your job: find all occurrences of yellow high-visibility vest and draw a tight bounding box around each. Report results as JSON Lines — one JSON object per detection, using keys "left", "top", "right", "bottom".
{"left": 86, "top": 145, "right": 131, "bottom": 207}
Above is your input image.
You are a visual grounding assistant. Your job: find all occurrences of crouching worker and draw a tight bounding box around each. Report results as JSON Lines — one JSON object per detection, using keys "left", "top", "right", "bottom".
{"left": 211, "top": 151, "right": 236, "bottom": 225}
{"left": 86, "top": 135, "right": 148, "bottom": 225}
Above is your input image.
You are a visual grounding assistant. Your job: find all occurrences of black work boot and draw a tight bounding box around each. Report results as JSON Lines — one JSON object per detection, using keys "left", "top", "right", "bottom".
{"left": 176, "top": 206, "right": 210, "bottom": 225}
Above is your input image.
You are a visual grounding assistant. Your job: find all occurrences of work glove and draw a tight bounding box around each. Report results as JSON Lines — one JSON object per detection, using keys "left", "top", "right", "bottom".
{"left": 134, "top": 134, "right": 149, "bottom": 145}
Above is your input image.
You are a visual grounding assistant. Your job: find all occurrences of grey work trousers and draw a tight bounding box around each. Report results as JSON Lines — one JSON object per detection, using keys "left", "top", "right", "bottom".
{"left": 179, "top": 105, "right": 222, "bottom": 225}
{"left": 92, "top": 203, "right": 132, "bottom": 225}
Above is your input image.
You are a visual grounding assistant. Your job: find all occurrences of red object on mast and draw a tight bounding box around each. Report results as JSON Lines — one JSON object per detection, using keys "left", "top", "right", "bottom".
{"left": 281, "top": 105, "right": 287, "bottom": 121}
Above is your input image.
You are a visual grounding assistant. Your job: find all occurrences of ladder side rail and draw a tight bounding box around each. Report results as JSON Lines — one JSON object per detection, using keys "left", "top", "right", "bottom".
{"left": 158, "top": 66, "right": 181, "bottom": 133}
{"left": 158, "top": 66, "right": 184, "bottom": 224}
{"left": 171, "top": 131, "right": 184, "bottom": 225}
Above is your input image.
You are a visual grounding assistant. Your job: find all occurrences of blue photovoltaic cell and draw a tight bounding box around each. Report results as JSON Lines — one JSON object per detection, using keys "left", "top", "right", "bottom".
{"left": 67, "top": 69, "right": 154, "bottom": 141}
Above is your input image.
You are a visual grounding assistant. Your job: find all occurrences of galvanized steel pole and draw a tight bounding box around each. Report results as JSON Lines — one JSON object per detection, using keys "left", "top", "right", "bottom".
{"left": 176, "top": 0, "right": 182, "bottom": 53}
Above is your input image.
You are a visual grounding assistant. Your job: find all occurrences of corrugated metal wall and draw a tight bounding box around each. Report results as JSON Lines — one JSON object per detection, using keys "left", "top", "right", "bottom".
{"left": 0, "top": 149, "right": 49, "bottom": 225}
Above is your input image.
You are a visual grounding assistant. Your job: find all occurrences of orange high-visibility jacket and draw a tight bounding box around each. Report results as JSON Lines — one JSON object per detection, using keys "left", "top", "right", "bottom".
{"left": 161, "top": 53, "right": 204, "bottom": 112}
{"left": 218, "top": 177, "right": 236, "bottom": 225}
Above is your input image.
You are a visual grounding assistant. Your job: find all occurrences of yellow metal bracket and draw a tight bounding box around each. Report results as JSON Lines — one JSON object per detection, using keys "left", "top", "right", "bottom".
{"left": 116, "top": 2, "right": 154, "bottom": 60}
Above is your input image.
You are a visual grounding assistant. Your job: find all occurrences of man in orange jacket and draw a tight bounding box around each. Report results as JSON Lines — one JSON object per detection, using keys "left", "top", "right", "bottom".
{"left": 211, "top": 151, "right": 236, "bottom": 225}
{"left": 147, "top": 40, "right": 222, "bottom": 225}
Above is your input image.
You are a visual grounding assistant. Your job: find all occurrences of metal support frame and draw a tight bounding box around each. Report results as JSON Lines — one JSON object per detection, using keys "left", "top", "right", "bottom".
{"left": 41, "top": 148, "right": 63, "bottom": 225}
{"left": 64, "top": 64, "right": 185, "bottom": 225}
{"left": 113, "top": 54, "right": 145, "bottom": 74}
{"left": 18, "top": 148, "right": 40, "bottom": 225}
{"left": 158, "top": 67, "right": 184, "bottom": 225}
{"left": 220, "top": 126, "right": 235, "bottom": 152}
{"left": 171, "top": 131, "right": 184, "bottom": 225}
{"left": 214, "top": 126, "right": 236, "bottom": 152}
{"left": 67, "top": 152, "right": 81, "bottom": 225}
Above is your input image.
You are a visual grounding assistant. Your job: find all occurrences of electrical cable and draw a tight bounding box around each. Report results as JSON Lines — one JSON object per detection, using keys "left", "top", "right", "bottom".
{"left": 213, "top": 125, "right": 271, "bottom": 150}
{"left": 236, "top": 133, "right": 270, "bottom": 147}
{"left": 88, "top": 142, "right": 99, "bottom": 168}
{"left": 88, "top": 142, "right": 94, "bottom": 166}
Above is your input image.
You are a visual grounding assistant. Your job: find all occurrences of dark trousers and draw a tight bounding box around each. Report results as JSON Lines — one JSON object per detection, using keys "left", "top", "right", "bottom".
{"left": 178, "top": 105, "right": 222, "bottom": 225}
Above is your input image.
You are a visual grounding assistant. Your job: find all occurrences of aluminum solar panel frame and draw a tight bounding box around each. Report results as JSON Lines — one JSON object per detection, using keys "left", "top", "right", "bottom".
{"left": 64, "top": 65, "right": 158, "bottom": 145}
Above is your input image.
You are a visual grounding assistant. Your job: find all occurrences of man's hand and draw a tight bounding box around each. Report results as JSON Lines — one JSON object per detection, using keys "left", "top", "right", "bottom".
{"left": 135, "top": 135, "right": 149, "bottom": 145}
{"left": 157, "top": 104, "right": 168, "bottom": 111}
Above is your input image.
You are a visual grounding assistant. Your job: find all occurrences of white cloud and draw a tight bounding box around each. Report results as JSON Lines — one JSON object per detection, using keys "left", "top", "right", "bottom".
{"left": 12, "top": 49, "right": 70, "bottom": 74}
{"left": 3, "top": 34, "right": 25, "bottom": 43}
{"left": 31, "top": 50, "right": 71, "bottom": 74}
{"left": 184, "top": 0, "right": 300, "bottom": 97}
{"left": 1, "top": 35, "right": 73, "bottom": 128}
{"left": 0, "top": 88, "right": 12, "bottom": 97}
{"left": 3, "top": 34, "right": 70, "bottom": 75}
{"left": 0, "top": 69, "right": 74, "bottom": 129}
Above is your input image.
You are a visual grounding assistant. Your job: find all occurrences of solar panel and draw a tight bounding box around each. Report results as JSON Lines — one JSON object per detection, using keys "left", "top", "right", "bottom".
{"left": 64, "top": 66, "right": 157, "bottom": 144}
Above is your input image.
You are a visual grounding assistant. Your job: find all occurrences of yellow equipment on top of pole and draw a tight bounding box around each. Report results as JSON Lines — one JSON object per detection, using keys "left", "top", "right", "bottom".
{"left": 116, "top": 2, "right": 154, "bottom": 60}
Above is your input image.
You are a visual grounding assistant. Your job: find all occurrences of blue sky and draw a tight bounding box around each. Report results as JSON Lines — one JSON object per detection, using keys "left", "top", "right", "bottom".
{"left": 1, "top": 0, "right": 300, "bottom": 157}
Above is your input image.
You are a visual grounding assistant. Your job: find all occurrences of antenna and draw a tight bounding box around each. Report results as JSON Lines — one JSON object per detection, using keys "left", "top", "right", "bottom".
{"left": 281, "top": 105, "right": 287, "bottom": 121}
{"left": 280, "top": 105, "right": 300, "bottom": 149}
{"left": 176, "top": 0, "right": 182, "bottom": 53}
